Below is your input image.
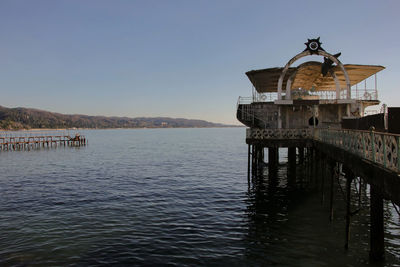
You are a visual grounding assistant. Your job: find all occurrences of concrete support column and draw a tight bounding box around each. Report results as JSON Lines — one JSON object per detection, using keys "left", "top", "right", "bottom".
{"left": 252, "top": 145, "right": 256, "bottom": 176}
{"left": 247, "top": 144, "right": 251, "bottom": 183}
{"left": 288, "top": 147, "right": 296, "bottom": 165}
{"left": 288, "top": 147, "right": 297, "bottom": 186}
{"left": 329, "top": 160, "right": 336, "bottom": 221}
{"left": 308, "top": 148, "right": 312, "bottom": 184}
{"left": 259, "top": 147, "right": 264, "bottom": 167}
{"left": 344, "top": 168, "right": 354, "bottom": 249}
{"left": 320, "top": 154, "right": 326, "bottom": 203}
{"left": 252, "top": 145, "right": 265, "bottom": 176}
{"left": 268, "top": 147, "right": 279, "bottom": 174}
{"left": 370, "top": 184, "right": 385, "bottom": 261}
{"left": 298, "top": 147, "right": 304, "bottom": 164}
{"left": 308, "top": 148, "right": 315, "bottom": 185}
{"left": 254, "top": 146, "right": 259, "bottom": 175}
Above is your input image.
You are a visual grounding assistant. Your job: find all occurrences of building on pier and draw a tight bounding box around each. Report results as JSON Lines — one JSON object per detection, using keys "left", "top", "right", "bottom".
{"left": 237, "top": 37, "right": 384, "bottom": 130}
{"left": 237, "top": 38, "right": 400, "bottom": 261}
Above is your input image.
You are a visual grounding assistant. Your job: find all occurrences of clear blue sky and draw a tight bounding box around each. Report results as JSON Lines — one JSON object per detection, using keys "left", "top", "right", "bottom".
{"left": 1, "top": 0, "right": 399, "bottom": 124}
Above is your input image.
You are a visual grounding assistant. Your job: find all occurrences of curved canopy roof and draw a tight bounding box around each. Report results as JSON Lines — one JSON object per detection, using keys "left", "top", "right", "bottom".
{"left": 246, "top": 64, "right": 385, "bottom": 93}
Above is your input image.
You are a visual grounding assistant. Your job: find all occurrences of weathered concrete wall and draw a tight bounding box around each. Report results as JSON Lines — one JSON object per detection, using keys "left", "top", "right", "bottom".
{"left": 319, "top": 104, "right": 347, "bottom": 128}
{"left": 280, "top": 104, "right": 347, "bottom": 129}
{"left": 251, "top": 102, "right": 279, "bottom": 128}
{"left": 282, "top": 106, "right": 308, "bottom": 129}
{"left": 237, "top": 102, "right": 279, "bottom": 128}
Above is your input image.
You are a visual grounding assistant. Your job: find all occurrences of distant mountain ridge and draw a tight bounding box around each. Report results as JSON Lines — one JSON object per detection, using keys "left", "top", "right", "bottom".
{"left": 0, "top": 106, "right": 231, "bottom": 130}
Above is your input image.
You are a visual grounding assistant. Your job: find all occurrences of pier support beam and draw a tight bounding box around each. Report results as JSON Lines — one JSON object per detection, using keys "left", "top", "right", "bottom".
{"left": 320, "top": 154, "right": 326, "bottom": 202}
{"left": 251, "top": 145, "right": 265, "bottom": 177}
{"left": 298, "top": 147, "right": 304, "bottom": 164}
{"left": 329, "top": 160, "right": 336, "bottom": 221}
{"left": 258, "top": 147, "right": 265, "bottom": 167}
{"left": 305, "top": 148, "right": 310, "bottom": 181}
{"left": 252, "top": 145, "right": 256, "bottom": 176}
{"left": 268, "top": 147, "right": 279, "bottom": 174}
{"left": 370, "top": 184, "right": 385, "bottom": 261}
{"left": 288, "top": 147, "right": 297, "bottom": 186}
{"left": 247, "top": 144, "right": 251, "bottom": 183}
{"left": 344, "top": 168, "right": 354, "bottom": 249}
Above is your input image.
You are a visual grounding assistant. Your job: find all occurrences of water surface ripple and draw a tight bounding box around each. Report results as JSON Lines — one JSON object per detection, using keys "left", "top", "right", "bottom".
{"left": 0, "top": 128, "right": 399, "bottom": 266}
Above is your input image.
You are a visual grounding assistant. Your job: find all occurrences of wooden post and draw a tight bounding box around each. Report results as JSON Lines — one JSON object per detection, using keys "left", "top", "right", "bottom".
{"left": 370, "top": 184, "right": 385, "bottom": 261}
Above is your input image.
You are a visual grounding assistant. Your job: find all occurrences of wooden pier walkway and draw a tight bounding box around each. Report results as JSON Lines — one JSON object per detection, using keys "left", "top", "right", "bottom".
{"left": 0, "top": 131, "right": 87, "bottom": 151}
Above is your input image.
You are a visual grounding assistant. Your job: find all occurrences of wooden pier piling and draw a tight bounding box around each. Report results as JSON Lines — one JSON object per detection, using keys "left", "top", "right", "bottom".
{"left": 0, "top": 132, "right": 87, "bottom": 151}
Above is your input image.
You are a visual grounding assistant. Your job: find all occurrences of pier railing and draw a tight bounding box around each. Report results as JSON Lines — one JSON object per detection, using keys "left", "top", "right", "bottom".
{"left": 315, "top": 128, "right": 400, "bottom": 172}
{"left": 238, "top": 88, "right": 378, "bottom": 104}
{"left": 247, "top": 127, "right": 400, "bottom": 172}
{"left": 246, "top": 128, "right": 312, "bottom": 139}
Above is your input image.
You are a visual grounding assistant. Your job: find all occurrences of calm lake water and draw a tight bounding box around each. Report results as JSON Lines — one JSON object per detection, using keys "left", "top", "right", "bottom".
{"left": 0, "top": 128, "right": 399, "bottom": 266}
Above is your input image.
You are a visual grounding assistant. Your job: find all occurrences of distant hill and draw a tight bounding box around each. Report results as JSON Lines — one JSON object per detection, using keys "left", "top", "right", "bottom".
{"left": 0, "top": 106, "right": 232, "bottom": 130}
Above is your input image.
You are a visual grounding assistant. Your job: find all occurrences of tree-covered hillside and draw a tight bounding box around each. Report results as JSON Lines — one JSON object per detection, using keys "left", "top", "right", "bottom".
{"left": 0, "top": 106, "right": 229, "bottom": 130}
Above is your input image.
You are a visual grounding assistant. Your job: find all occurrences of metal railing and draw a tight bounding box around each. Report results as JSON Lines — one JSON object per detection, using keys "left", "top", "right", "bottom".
{"left": 239, "top": 88, "right": 378, "bottom": 103}
{"left": 246, "top": 128, "right": 312, "bottom": 139}
{"left": 352, "top": 89, "right": 378, "bottom": 101}
{"left": 238, "top": 105, "right": 271, "bottom": 129}
{"left": 246, "top": 127, "right": 400, "bottom": 172}
{"left": 315, "top": 128, "right": 400, "bottom": 172}
{"left": 313, "top": 89, "right": 377, "bottom": 101}
{"left": 237, "top": 96, "right": 253, "bottom": 106}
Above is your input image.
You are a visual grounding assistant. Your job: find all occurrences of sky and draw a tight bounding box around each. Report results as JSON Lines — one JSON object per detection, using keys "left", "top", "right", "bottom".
{"left": 1, "top": 0, "right": 400, "bottom": 124}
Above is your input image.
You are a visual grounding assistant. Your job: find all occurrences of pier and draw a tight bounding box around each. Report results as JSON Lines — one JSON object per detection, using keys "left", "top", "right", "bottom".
{"left": 0, "top": 131, "right": 87, "bottom": 151}
{"left": 237, "top": 38, "right": 400, "bottom": 261}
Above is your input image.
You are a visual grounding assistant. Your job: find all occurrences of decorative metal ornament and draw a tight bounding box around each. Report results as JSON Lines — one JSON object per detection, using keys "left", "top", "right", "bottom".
{"left": 304, "top": 37, "right": 324, "bottom": 54}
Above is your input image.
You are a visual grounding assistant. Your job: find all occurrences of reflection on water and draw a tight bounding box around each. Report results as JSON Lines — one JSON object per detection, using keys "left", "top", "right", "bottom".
{"left": 0, "top": 129, "right": 399, "bottom": 266}
{"left": 245, "top": 154, "right": 400, "bottom": 266}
